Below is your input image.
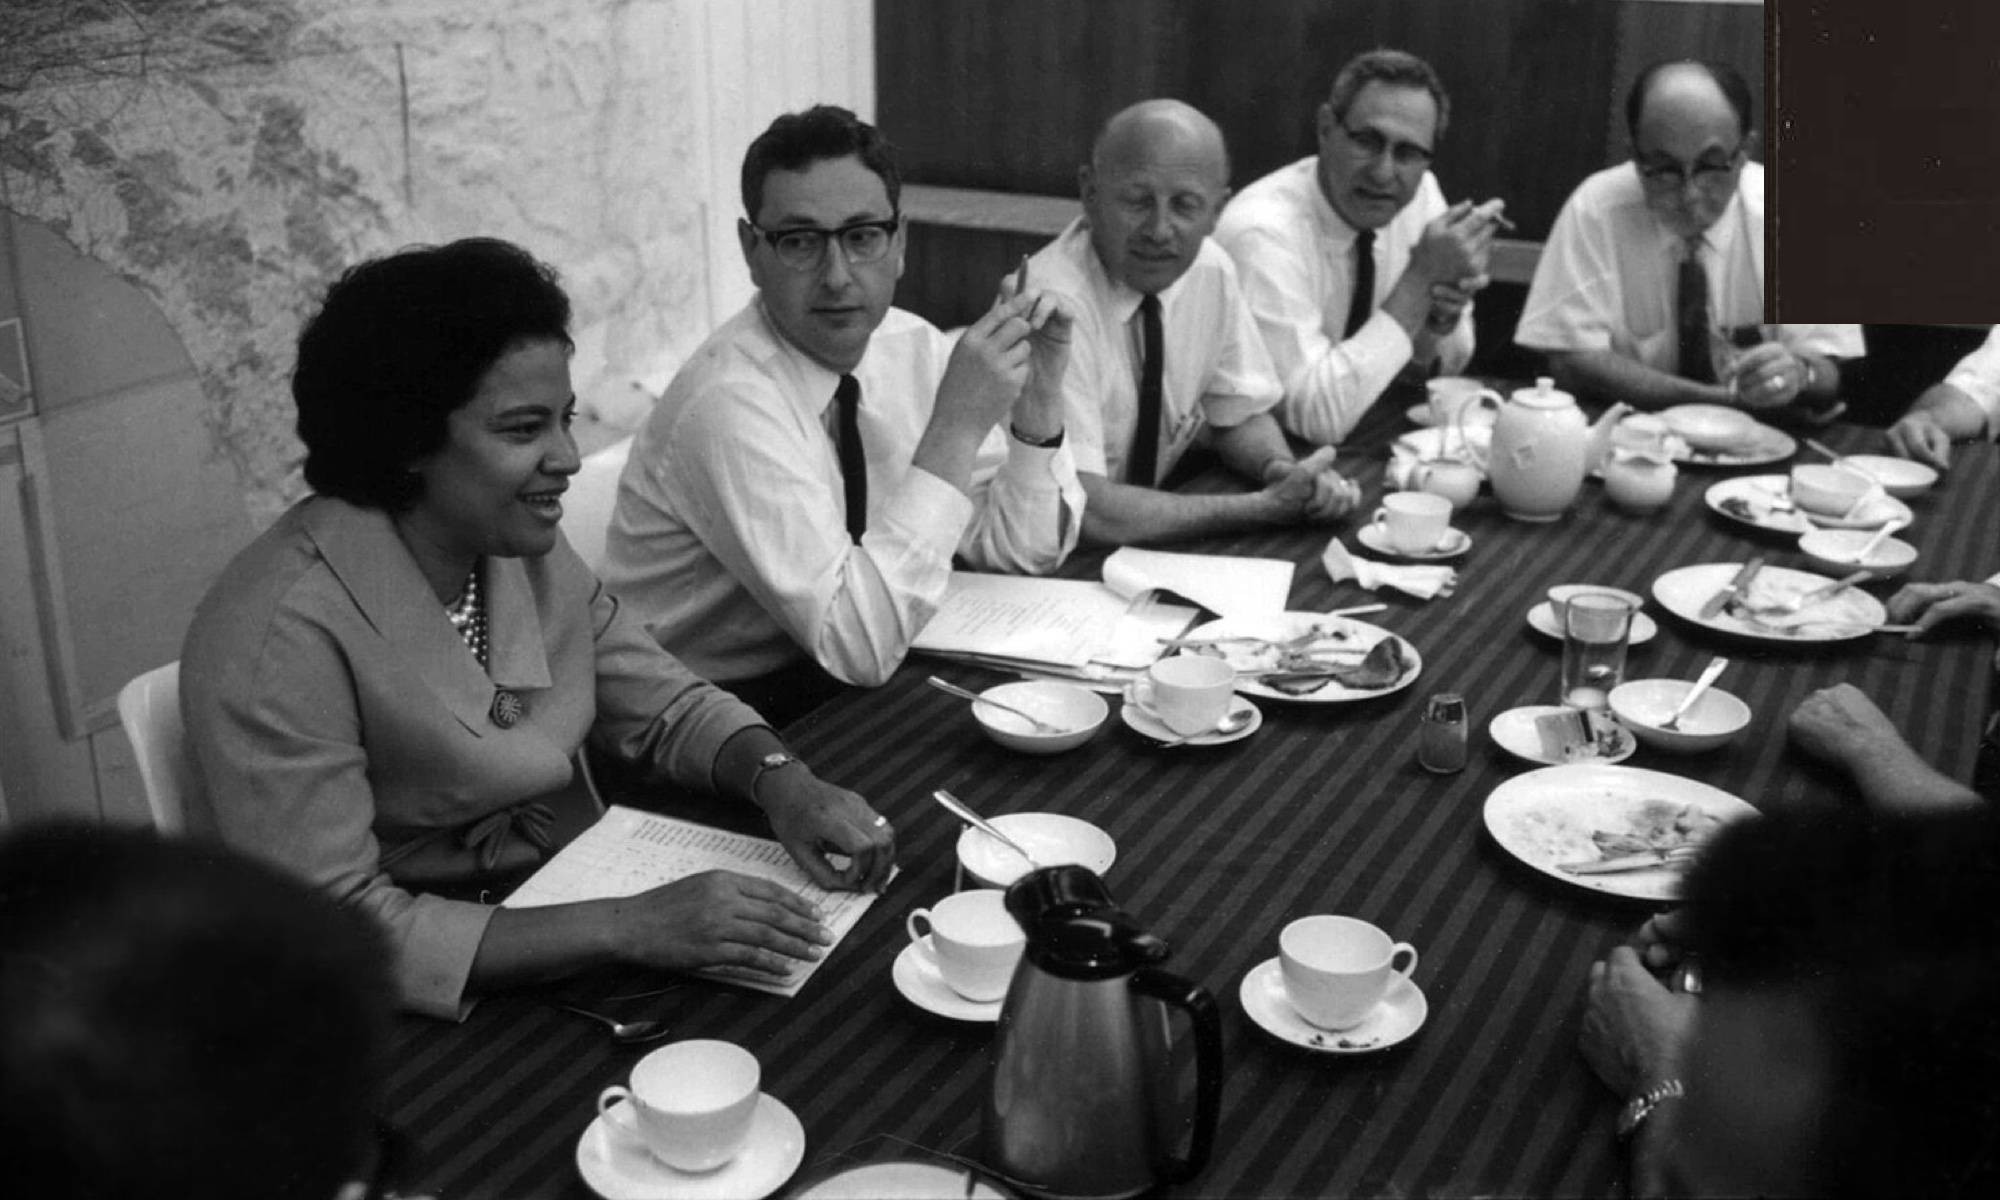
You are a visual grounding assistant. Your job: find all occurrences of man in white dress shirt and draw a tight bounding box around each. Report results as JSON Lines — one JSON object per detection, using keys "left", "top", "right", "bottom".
{"left": 1215, "top": 49, "right": 1504, "bottom": 446}
{"left": 1888, "top": 326, "right": 2000, "bottom": 467}
{"left": 1027, "top": 98, "right": 1360, "bottom": 546}
{"left": 601, "top": 106, "right": 1082, "bottom": 720}
{"left": 1516, "top": 61, "right": 1863, "bottom": 415}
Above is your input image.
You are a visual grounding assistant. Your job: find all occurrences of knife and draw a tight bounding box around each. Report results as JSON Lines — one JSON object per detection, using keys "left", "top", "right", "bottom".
{"left": 1557, "top": 847, "right": 1697, "bottom": 875}
{"left": 1698, "top": 557, "right": 1765, "bottom": 619}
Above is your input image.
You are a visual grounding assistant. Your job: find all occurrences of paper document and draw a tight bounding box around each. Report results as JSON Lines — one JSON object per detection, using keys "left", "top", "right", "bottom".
{"left": 504, "top": 806, "right": 881, "bottom": 998}
{"left": 910, "top": 574, "right": 1128, "bottom": 671}
{"left": 1101, "top": 547, "right": 1294, "bottom": 618}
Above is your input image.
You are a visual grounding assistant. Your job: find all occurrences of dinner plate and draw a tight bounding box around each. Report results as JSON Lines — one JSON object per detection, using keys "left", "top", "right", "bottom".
{"left": 577, "top": 1093, "right": 805, "bottom": 1200}
{"left": 1121, "top": 694, "right": 1263, "bottom": 746}
{"left": 1705, "top": 475, "right": 1913, "bottom": 534}
{"left": 1356, "top": 524, "right": 1471, "bottom": 561}
{"left": 1404, "top": 402, "right": 1498, "bottom": 431}
{"left": 892, "top": 938, "right": 1001, "bottom": 1023}
{"left": 1239, "top": 958, "right": 1427, "bottom": 1054}
{"left": 791, "top": 1161, "right": 1013, "bottom": 1199}
{"left": 1659, "top": 407, "right": 1797, "bottom": 467}
{"left": 1653, "top": 562, "right": 1888, "bottom": 643}
{"left": 956, "top": 813, "right": 1117, "bottom": 888}
{"left": 1178, "top": 611, "right": 1423, "bottom": 704}
{"left": 1525, "top": 602, "right": 1658, "bottom": 645}
{"left": 1482, "top": 763, "right": 1758, "bottom": 901}
{"left": 1489, "top": 704, "right": 1637, "bottom": 766}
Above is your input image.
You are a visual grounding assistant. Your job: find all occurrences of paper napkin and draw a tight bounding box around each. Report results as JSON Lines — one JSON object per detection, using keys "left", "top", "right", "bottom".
{"left": 1323, "top": 538, "right": 1458, "bottom": 600}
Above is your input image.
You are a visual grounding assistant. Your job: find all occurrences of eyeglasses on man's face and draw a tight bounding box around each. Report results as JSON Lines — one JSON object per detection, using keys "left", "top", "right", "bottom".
{"left": 747, "top": 215, "right": 901, "bottom": 272}
{"left": 1337, "top": 121, "right": 1434, "bottom": 170}
{"left": 1635, "top": 148, "right": 1744, "bottom": 190}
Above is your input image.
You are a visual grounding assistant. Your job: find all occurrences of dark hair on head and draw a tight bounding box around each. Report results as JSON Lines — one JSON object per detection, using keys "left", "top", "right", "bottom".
{"left": 1327, "top": 48, "right": 1451, "bottom": 143}
{"left": 739, "top": 104, "right": 902, "bottom": 222}
{"left": 1682, "top": 804, "right": 2000, "bottom": 1199}
{"left": 0, "top": 823, "right": 396, "bottom": 1200}
{"left": 1624, "top": 59, "right": 1754, "bottom": 143}
{"left": 295, "top": 236, "right": 574, "bottom": 511}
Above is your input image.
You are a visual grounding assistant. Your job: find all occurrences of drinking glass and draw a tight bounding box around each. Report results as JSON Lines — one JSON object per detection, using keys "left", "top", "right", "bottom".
{"left": 1560, "top": 592, "right": 1635, "bottom": 710}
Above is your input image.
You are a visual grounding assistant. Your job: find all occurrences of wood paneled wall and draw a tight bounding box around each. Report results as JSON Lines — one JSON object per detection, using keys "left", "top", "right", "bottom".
{"left": 879, "top": 0, "right": 1762, "bottom": 240}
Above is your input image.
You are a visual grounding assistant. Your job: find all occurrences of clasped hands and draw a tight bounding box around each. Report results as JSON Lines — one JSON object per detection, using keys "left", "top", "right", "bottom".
{"left": 1581, "top": 912, "right": 1697, "bottom": 1102}
{"left": 1417, "top": 198, "right": 1508, "bottom": 332}
{"left": 1261, "top": 445, "right": 1362, "bottom": 523}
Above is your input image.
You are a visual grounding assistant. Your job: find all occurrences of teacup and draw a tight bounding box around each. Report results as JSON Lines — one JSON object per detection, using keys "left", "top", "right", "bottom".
{"left": 1426, "top": 376, "right": 1503, "bottom": 430}
{"left": 1278, "top": 915, "right": 1419, "bottom": 1030}
{"left": 1411, "top": 457, "right": 1482, "bottom": 510}
{"left": 906, "top": 889, "right": 1025, "bottom": 1002}
{"left": 1371, "top": 491, "right": 1453, "bottom": 554}
{"left": 597, "top": 1039, "right": 762, "bottom": 1171}
{"left": 1125, "top": 654, "right": 1235, "bottom": 737}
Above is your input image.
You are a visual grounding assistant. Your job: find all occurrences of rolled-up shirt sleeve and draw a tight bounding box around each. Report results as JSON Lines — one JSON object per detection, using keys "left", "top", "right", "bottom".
{"left": 962, "top": 430, "right": 1083, "bottom": 572}
{"left": 1946, "top": 329, "right": 2000, "bottom": 440}
{"left": 1200, "top": 265, "right": 1286, "bottom": 431}
{"left": 1515, "top": 192, "right": 1622, "bottom": 355}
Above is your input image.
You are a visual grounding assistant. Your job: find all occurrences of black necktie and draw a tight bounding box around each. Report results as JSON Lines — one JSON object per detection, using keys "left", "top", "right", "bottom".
{"left": 1343, "top": 230, "right": 1376, "bottom": 338}
{"left": 834, "top": 374, "right": 866, "bottom": 543}
{"left": 1676, "top": 237, "right": 1716, "bottom": 384}
{"left": 1130, "top": 294, "right": 1164, "bottom": 487}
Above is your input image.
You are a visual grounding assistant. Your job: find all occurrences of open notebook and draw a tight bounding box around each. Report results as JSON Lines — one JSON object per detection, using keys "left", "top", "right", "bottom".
{"left": 503, "top": 805, "right": 884, "bottom": 997}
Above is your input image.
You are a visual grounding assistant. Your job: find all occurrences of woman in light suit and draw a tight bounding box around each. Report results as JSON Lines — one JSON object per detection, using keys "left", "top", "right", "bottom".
{"left": 182, "top": 238, "right": 895, "bottom": 1019}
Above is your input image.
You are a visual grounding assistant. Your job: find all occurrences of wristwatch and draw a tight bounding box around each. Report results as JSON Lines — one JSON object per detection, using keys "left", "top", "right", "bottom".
{"left": 748, "top": 751, "right": 803, "bottom": 803}
{"left": 1617, "top": 1078, "right": 1685, "bottom": 1141}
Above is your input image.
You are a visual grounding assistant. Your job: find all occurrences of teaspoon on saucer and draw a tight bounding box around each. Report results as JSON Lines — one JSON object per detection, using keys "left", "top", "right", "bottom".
{"left": 1158, "top": 707, "right": 1256, "bottom": 748}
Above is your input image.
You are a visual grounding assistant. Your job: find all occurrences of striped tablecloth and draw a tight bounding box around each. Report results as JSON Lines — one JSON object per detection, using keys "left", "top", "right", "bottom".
{"left": 384, "top": 403, "right": 1997, "bottom": 1199}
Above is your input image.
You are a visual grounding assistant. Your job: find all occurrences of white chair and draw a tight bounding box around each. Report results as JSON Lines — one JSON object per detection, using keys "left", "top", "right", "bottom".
{"left": 561, "top": 435, "right": 633, "bottom": 573}
{"left": 116, "top": 661, "right": 192, "bottom": 834}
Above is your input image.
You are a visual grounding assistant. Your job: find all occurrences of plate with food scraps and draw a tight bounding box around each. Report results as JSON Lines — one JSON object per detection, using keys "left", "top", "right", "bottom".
{"left": 1705, "top": 475, "right": 1913, "bottom": 535}
{"left": 1652, "top": 562, "right": 1887, "bottom": 644}
{"left": 1658, "top": 408, "right": 1798, "bottom": 467}
{"left": 1489, "top": 705, "right": 1636, "bottom": 766}
{"left": 1483, "top": 763, "right": 1757, "bottom": 900}
{"left": 1176, "top": 611, "right": 1422, "bottom": 703}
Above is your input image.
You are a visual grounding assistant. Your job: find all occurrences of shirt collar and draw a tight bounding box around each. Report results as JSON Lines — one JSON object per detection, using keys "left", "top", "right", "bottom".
{"left": 752, "top": 296, "right": 850, "bottom": 419}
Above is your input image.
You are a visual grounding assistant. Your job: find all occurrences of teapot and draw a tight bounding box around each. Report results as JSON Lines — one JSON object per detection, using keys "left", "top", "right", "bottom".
{"left": 1487, "top": 376, "right": 1589, "bottom": 522}
{"left": 984, "top": 866, "right": 1222, "bottom": 1199}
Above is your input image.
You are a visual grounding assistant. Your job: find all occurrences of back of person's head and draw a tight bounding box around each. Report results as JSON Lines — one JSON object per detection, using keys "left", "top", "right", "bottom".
{"left": 295, "top": 236, "right": 574, "bottom": 511}
{"left": 739, "top": 104, "right": 902, "bottom": 222}
{"left": 0, "top": 824, "right": 396, "bottom": 1200}
{"left": 1683, "top": 805, "right": 2000, "bottom": 1199}
{"left": 1327, "top": 48, "right": 1451, "bottom": 141}
{"left": 1623, "top": 58, "right": 1754, "bottom": 142}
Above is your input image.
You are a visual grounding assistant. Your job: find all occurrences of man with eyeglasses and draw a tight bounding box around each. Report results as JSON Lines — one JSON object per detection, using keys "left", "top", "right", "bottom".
{"left": 601, "top": 105, "right": 1081, "bottom": 721}
{"left": 1024, "top": 98, "right": 1362, "bottom": 545}
{"left": 1216, "top": 49, "right": 1506, "bottom": 445}
{"left": 1517, "top": 60, "right": 1862, "bottom": 414}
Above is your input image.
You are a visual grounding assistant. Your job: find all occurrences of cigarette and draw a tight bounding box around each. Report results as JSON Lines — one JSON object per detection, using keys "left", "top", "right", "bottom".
{"left": 1473, "top": 199, "right": 1517, "bottom": 232}
{"left": 1014, "top": 254, "right": 1029, "bottom": 293}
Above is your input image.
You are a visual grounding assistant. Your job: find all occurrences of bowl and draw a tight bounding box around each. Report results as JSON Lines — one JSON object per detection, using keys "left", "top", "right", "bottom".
{"left": 1836, "top": 454, "right": 1938, "bottom": 499}
{"left": 1797, "top": 528, "right": 1918, "bottom": 578}
{"left": 1608, "top": 679, "right": 1752, "bottom": 755}
{"left": 1659, "top": 404, "right": 1760, "bottom": 453}
{"left": 1788, "top": 463, "right": 1878, "bottom": 517}
{"left": 956, "top": 812, "right": 1117, "bottom": 888}
{"left": 970, "top": 681, "right": 1107, "bottom": 755}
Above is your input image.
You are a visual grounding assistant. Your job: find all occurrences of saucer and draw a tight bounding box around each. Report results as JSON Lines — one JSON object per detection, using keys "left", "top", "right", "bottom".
{"left": 1238, "top": 958, "right": 1428, "bottom": 1055}
{"left": 891, "top": 938, "right": 1001, "bottom": 1023}
{"left": 1525, "top": 601, "right": 1658, "bottom": 645}
{"left": 577, "top": 1093, "right": 805, "bottom": 1200}
{"left": 1489, "top": 704, "right": 1636, "bottom": 766}
{"left": 1357, "top": 523, "right": 1471, "bottom": 561}
{"left": 1120, "top": 695, "right": 1263, "bottom": 746}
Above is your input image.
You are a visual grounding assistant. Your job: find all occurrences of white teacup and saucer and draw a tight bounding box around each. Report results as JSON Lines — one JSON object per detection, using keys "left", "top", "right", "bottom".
{"left": 577, "top": 1040, "right": 806, "bottom": 1200}
{"left": 1239, "top": 916, "right": 1429, "bottom": 1055}
{"left": 891, "top": 890, "right": 1021, "bottom": 1023}
{"left": 1122, "top": 654, "right": 1259, "bottom": 745}
{"left": 1357, "top": 492, "right": 1470, "bottom": 561}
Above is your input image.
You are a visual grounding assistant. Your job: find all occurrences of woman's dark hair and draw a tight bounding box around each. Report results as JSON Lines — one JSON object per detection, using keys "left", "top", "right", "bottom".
{"left": 0, "top": 823, "right": 396, "bottom": 1199}
{"left": 295, "top": 237, "right": 574, "bottom": 510}
{"left": 1683, "top": 804, "right": 2000, "bottom": 1199}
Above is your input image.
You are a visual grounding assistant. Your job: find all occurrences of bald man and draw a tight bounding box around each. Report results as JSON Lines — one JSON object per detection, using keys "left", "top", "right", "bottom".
{"left": 1026, "top": 99, "right": 1361, "bottom": 546}
{"left": 1516, "top": 61, "right": 1862, "bottom": 414}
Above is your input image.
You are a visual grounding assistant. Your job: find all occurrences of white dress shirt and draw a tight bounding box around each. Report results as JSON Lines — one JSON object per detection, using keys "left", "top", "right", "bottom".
{"left": 1516, "top": 161, "right": 1863, "bottom": 370}
{"left": 601, "top": 301, "right": 1082, "bottom": 687}
{"left": 1215, "top": 157, "right": 1473, "bottom": 445}
{"left": 1944, "top": 326, "right": 2000, "bottom": 439}
{"left": 1027, "top": 218, "right": 1283, "bottom": 483}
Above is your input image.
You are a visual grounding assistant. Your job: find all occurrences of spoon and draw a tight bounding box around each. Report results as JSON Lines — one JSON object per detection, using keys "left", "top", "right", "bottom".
{"left": 931, "top": 789, "right": 1041, "bottom": 868}
{"left": 1157, "top": 706, "right": 1255, "bottom": 748}
{"left": 1850, "top": 517, "right": 1908, "bottom": 564}
{"left": 926, "top": 676, "right": 1064, "bottom": 734}
{"left": 1805, "top": 438, "right": 1880, "bottom": 483}
{"left": 1660, "top": 656, "right": 1729, "bottom": 731}
{"left": 552, "top": 1003, "right": 674, "bottom": 1043}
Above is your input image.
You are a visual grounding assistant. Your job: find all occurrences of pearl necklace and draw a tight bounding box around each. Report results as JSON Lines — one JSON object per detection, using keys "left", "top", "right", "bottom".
{"left": 444, "top": 563, "right": 489, "bottom": 668}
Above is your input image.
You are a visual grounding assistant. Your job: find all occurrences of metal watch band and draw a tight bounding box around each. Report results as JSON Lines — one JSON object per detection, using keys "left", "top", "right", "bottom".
{"left": 748, "top": 751, "right": 802, "bottom": 802}
{"left": 1616, "top": 1078, "right": 1685, "bottom": 1141}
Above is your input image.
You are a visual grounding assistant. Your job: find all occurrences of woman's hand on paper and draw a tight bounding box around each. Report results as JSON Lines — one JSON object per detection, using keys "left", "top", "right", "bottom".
{"left": 614, "top": 870, "right": 833, "bottom": 980}
{"left": 758, "top": 769, "right": 898, "bottom": 893}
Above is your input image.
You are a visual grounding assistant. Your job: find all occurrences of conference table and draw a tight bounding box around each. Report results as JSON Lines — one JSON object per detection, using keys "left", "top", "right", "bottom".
{"left": 383, "top": 392, "right": 1997, "bottom": 1199}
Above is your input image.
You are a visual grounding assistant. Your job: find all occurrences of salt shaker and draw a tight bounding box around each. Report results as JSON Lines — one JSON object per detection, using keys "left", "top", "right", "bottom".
{"left": 1418, "top": 693, "right": 1468, "bottom": 774}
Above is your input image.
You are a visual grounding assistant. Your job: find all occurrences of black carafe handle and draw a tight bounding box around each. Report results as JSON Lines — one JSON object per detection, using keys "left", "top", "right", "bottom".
{"left": 1131, "top": 966, "right": 1222, "bottom": 1184}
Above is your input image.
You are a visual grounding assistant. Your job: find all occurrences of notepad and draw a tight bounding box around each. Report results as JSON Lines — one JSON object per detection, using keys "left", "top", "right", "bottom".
{"left": 503, "top": 806, "right": 883, "bottom": 997}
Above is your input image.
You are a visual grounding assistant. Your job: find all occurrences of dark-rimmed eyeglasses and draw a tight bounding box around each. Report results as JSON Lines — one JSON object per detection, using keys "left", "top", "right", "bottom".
{"left": 1635, "top": 148, "right": 1744, "bottom": 190}
{"left": 1338, "top": 122, "right": 1434, "bottom": 170}
{"left": 746, "top": 216, "right": 901, "bottom": 272}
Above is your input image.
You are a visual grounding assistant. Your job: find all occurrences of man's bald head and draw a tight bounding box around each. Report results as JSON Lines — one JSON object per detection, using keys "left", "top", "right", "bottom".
{"left": 1624, "top": 60, "right": 1754, "bottom": 238}
{"left": 1080, "top": 99, "right": 1232, "bottom": 295}
{"left": 1625, "top": 60, "right": 1753, "bottom": 144}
